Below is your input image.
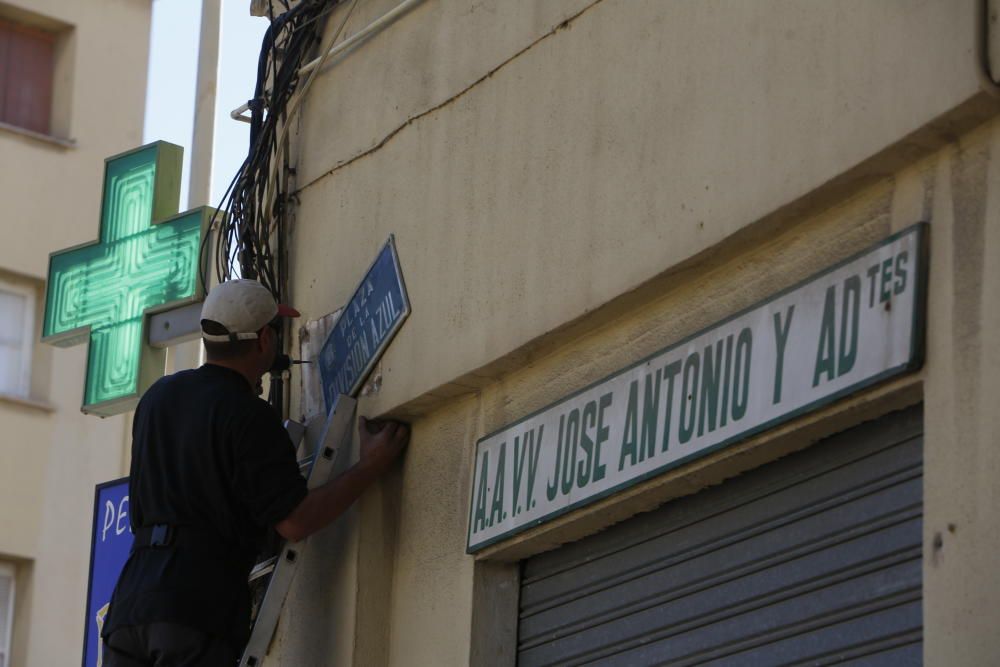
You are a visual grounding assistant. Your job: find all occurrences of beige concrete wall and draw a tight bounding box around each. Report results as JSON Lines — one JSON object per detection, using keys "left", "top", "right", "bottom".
{"left": 0, "top": 403, "right": 50, "bottom": 559}
{"left": 0, "top": 1, "right": 150, "bottom": 665}
{"left": 0, "top": 272, "right": 53, "bottom": 564}
{"left": 918, "top": 125, "right": 1000, "bottom": 665}
{"left": 373, "top": 178, "right": 921, "bottom": 667}
{"left": 276, "top": 1, "right": 1000, "bottom": 665}
{"left": 22, "top": 346, "right": 131, "bottom": 667}
{"left": 284, "top": 123, "right": 1000, "bottom": 667}
{"left": 290, "top": 0, "right": 987, "bottom": 416}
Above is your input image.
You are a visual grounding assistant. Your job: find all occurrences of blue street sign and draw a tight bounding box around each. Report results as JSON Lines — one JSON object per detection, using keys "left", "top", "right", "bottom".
{"left": 81, "top": 478, "right": 132, "bottom": 667}
{"left": 319, "top": 236, "right": 410, "bottom": 413}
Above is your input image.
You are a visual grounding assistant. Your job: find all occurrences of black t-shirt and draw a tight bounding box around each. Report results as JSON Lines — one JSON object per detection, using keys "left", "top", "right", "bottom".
{"left": 104, "top": 364, "right": 308, "bottom": 650}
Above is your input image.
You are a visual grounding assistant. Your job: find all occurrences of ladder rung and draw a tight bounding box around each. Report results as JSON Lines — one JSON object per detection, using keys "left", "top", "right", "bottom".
{"left": 297, "top": 455, "right": 314, "bottom": 476}
{"left": 248, "top": 556, "right": 278, "bottom": 582}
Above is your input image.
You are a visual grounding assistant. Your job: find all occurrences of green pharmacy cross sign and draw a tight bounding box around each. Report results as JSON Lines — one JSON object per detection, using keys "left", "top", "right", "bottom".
{"left": 42, "top": 142, "right": 213, "bottom": 416}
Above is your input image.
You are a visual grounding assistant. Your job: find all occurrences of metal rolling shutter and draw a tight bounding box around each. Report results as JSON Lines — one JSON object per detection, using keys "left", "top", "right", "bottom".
{"left": 518, "top": 406, "right": 923, "bottom": 666}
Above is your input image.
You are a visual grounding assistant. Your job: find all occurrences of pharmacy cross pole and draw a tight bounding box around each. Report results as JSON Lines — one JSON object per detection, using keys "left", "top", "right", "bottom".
{"left": 42, "top": 142, "right": 215, "bottom": 417}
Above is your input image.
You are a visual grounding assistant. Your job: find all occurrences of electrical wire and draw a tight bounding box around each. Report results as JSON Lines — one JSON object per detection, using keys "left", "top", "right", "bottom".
{"left": 204, "top": 0, "right": 345, "bottom": 299}
{"left": 197, "top": 0, "right": 348, "bottom": 418}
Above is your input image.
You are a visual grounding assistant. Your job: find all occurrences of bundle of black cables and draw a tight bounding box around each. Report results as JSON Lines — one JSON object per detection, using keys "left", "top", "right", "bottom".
{"left": 198, "top": 0, "right": 346, "bottom": 417}
{"left": 206, "top": 0, "right": 343, "bottom": 298}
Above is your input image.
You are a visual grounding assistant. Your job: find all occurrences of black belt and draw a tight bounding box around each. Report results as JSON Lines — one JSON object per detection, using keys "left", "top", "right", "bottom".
{"left": 133, "top": 523, "right": 219, "bottom": 549}
{"left": 133, "top": 523, "right": 178, "bottom": 548}
{"left": 131, "top": 524, "right": 252, "bottom": 571}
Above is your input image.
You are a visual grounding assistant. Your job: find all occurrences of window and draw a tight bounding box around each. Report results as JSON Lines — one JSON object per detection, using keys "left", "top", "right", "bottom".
{"left": 0, "top": 16, "right": 55, "bottom": 135}
{"left": 0, "top": 563, "right": 13, "bottom": 667}
{"left": 0, "top": 281, "right": 34, "bottom": 398}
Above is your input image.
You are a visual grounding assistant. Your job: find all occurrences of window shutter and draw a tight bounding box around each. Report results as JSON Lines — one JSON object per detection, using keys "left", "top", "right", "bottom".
{"left": 0, "top": 19, "right": 54, "bottom": 134}
{"left": 0, "top": 23, "right": 10, "bottom": 118}
{"left": 0, "top": 289, "right": 27, "bottom": 396}
{"left": 0, "top": 565, "right": 13, "bottom": 667}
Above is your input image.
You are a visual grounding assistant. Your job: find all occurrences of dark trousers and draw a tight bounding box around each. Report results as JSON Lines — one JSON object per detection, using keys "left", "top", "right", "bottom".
{"left": 104, "top": 623, "right": 237, "bottom": 667}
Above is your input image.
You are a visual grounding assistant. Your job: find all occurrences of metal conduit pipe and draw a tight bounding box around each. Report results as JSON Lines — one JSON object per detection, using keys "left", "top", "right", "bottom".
{"left": 297, "top": 0, "right": 427, "bottom": 77}
{"left": 230, "top": 0, "right": 429, "bottom": 124}
{"left": 977, "top": 0, "right": 1000, "bottom": 98}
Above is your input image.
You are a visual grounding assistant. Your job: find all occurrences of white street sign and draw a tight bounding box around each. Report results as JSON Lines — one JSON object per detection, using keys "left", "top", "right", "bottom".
{"left": 467, "top": 224, "right": 927, "bottom": 552}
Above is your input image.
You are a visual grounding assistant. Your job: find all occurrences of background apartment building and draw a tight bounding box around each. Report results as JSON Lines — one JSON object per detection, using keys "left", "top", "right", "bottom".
{"left": 0, "top": 1, "right": 151, "bottom": 665}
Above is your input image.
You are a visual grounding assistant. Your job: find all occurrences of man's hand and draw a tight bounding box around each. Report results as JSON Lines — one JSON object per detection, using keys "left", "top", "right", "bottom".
{"left": 275, "top": 417, "right": 410, "bottom": 543}
{"left": 358, "top": 416, "right": 409, "bottom": 474}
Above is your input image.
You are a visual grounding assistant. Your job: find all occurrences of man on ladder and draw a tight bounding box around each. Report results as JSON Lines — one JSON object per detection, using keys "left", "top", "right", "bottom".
{"left": 101, "top": 279, "right": 409, "bottom": 666}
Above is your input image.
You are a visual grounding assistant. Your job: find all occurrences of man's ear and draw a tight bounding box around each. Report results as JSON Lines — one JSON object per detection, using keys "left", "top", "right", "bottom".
{"left": 256, "top": 326, "right": 272, "bottom": 353}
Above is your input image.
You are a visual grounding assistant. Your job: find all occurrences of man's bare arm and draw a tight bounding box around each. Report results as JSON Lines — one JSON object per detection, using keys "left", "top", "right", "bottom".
{"left": 275, "top": 418, "right": 409, "bottom": 542}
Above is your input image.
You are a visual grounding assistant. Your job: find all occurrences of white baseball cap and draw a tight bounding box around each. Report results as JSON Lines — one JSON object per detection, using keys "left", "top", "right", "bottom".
{"left": 200, "top": 279, "right": 300, "bottom": 342}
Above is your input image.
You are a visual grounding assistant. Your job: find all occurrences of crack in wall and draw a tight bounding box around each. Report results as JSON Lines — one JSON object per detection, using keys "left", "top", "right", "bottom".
{"left": 295, "top": 0, "right": 608, "bottom": 195}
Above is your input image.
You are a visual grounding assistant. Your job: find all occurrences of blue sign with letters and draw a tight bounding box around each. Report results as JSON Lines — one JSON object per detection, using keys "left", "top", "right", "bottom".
{"left": 81, "top": 477, "right": 132, "bottom": 667}
{"left": 319, "top": 236, "right": 410, "bottom": 413}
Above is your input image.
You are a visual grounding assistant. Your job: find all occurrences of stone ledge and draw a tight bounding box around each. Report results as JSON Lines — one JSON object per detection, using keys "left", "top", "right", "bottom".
{"left": 0, "top": 121, "right": 75, "bottom": 149}
{"left": 0, "top": 392, "right": 56, "bottom": 413}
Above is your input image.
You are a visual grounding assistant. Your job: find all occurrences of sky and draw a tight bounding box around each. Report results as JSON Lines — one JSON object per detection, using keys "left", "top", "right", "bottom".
{"left": 144, "top": 0, "right": 268, "bottom": 209}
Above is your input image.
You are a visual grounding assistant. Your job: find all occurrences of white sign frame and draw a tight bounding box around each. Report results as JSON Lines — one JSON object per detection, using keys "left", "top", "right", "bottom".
{"left": 467, "top": 224, "right": 928, "bottom": 553}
